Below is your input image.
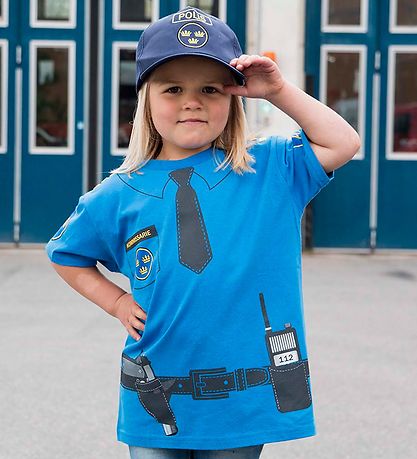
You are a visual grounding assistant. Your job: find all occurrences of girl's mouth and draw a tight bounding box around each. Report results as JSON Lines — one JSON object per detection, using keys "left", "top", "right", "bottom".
{"left": 178, "top": 119, "right": 207, "bottom": 124}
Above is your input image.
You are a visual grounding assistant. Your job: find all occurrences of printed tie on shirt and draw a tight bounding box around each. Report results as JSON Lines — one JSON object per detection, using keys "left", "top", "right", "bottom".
{"left": 169, "top": 167, "right": 212, "bottom": 273}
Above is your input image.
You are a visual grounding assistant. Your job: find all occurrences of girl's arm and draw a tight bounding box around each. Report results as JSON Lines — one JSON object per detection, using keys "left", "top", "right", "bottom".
{"left": 226, "top": 55, "right": 361, "bottom": 173}
{"left": 51, "top": 263, "right": 146, "bottom": 341}
{"left": 265, "top": 80, "right": 360, "bottom": 173}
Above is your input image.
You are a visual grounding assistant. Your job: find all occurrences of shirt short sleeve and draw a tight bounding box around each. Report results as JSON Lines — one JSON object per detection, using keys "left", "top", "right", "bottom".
{"left": 45, "top": 195, "right": 119, "bottom": 272}
{"left": 272, "top": 129, "right": 334, "bottom": 214}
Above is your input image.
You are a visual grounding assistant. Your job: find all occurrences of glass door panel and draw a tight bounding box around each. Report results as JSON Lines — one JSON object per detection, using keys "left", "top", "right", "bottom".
{"left": 182, "top": 0, "right": 220, "bottom": 17}
{"left": 320, "top": 46, "right": 366, "bottom": 159}
{"left": 396, "top": 0, "right": 417, "bottom": 25}
{"left": 0, "top": 0, "right": 9, "bottom": 26}
{"left": 322, "top": 0, "right": 368, "bottom": 32}
{"left": 31, "top": 0, "right": 76, "bottom": 28}
{"left": 0, "top": 41, "right": 6, "bottom": 153}
{"left": 37, "top": 0, "right": 71, "bottom": 21}
{"left": 328, "top": 0, "right": 361, "bottom": 25}
{"left": 120, "top": 0, "right": 152, "bottom": 22}
{"left": 30, "top": 43, "right": 74, "bottom": 153}
{"left": 390, "top": 0, "right": 417, "bottom": 32}
{"left": 114, "top": 0, "right": 158, "bottom": 29}
{"left": 112, "top": 43, "right": 136, "bottom": 155}
{"left": 181, "top": 0, "right": 227, "bottom": 20}
{"left": 387, "top": 48, "right": 417, "bottom": 157}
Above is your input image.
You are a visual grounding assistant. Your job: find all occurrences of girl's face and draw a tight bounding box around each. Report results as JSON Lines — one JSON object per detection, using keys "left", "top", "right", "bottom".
{"left": 148, "top": 56, "right": 233, "bottom": 160}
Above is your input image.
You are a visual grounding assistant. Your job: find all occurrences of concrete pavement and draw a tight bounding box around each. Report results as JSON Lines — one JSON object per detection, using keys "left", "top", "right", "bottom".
{"left": 0, "top": 249, "right": 416, "bottom": 459}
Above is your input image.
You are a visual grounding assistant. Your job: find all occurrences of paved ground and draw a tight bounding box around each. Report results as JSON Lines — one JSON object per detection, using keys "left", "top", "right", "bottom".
{"left": 0, "top": 249, "right": 416, "bottom": 459}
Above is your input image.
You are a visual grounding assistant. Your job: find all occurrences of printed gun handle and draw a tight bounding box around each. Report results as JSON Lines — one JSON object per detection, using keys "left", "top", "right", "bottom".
{"left": 134, "top": 356, "right": 178, "bottom": 436}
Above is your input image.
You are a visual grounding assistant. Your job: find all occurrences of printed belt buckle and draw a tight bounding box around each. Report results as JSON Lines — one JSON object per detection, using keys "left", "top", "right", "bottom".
{"left": 190, "top": 368, "right": 229, "bottom": 400}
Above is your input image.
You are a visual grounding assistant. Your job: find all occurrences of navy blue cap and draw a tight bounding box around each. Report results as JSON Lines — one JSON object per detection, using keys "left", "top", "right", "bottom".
{"left": 135, "top": 7, "right": 245, "bottom": 93}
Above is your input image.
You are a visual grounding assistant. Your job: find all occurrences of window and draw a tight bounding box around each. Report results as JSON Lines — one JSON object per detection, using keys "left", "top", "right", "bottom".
{"left": 320, "top": 46, "right": 366, "bottom": 158}
{"left": 30, "top": 42, "right": 75, "bottom": 153}
{"left": 386, "top": 47, "right": 417, "bottom": 158}
{"left": 112, "top": 43, "right": 136, "bottom": 154}
{"left": 31, "top": 0, "right": 76, "bottom": 28}
{"left": 322, "top": 0, "right": 368, "bottom": 33}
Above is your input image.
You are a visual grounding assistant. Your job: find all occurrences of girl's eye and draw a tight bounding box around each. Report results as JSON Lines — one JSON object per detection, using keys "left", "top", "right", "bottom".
{"left": 203, "top": 86, "right": 218, "bottom": 94}
{"left": 167, "top": 87, "right": 181, "bottom": 94}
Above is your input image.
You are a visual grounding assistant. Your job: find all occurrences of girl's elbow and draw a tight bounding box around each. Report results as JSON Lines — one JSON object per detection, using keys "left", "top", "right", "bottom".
{"left": 353, "top": 130, "right": 361, "bottom": 151}
{"left": 347, "top": 130, "right": 361, "bottom": 159}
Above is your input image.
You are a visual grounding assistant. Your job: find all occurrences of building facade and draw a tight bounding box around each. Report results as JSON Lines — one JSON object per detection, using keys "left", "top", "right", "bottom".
{"left": 0, "top": 0, "right": 416, "bottom": 250}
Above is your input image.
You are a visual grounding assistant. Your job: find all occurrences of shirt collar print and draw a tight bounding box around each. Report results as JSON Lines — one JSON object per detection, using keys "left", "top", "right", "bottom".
{"left": 116, "top": 148, "right": 232, "bottom": 198}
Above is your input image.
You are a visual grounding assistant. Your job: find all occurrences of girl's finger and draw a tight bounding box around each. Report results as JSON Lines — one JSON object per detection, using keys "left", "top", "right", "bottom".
{"left": 130, "top": 308, "right": 147, "bottom": 322}
{"left": 223, "top": 85, "right": 248, "bottom": 97}
{"left": 129, "top": 315, "right": 146, "bottom": 331}
{"left": 126, "top": 324, "right": 141, "bottom": 341}
{"left": 133, "top": 305, "right": 147, "bottom": 320}
{"left": 248, "top": 56, "right": 271, "bottom": 67}
{"left": 236, "top": 55, "right": 265, "bottom": 71}
{"left": 234, "top": 54, "right": 251, "bottom": 69}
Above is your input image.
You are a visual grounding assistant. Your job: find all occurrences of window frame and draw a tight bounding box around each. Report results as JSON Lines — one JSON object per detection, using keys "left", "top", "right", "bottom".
{"left": 30, "top": 0, "right": 76, "bottom": 29}
{"left": 29, "top": 40, "right": 76, "bottom": 155}
{"left": 179, "top": 0, "right": 227, "bottom": 21}
{"left": 0, "top": 0, "right": 9, "bottom": 27}
{"left": 111, "top": 41, "right": 137, "bottom": 156}
{"left": 0, "top": 40, "right": 8, "bottom": 153}
{"left": 320, "top": 44, "right": 367, "bottom": 160}
{"left": 321, "top": 0, "right": 368, "bottom": 33}
{"left": 389, "top": 0, "right": 417, "bottom": 34}
{"left": 112, "top": 0, "right": 159, "bottom": 30}
{"left": 386, "top": 45, "right": 417, "bottom": 160}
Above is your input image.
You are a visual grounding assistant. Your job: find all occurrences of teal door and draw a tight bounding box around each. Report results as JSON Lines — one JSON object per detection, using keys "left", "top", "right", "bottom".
{"left": 0, "top": 0, "right": 87, "bottom": 243}
{"left": 377, "top": 0, "right": 417, "bottom": 248}
{"left": 0, "top": 0, "right": 15, "bottom": 242}
{"left": 307, "top": 0, "right": 417, "bottom": 249}
{"left": 99, "top": 0, "right": 246, "bottom": 177}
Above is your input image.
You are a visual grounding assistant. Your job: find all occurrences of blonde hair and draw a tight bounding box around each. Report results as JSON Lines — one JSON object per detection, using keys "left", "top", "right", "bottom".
{"left": 111, "top": 80, "right": 256, "bottom": 176}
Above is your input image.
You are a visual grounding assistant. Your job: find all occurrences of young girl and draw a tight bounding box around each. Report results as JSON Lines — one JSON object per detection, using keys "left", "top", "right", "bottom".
{"left": 46, "top": 7, "right": 360, "bottom": 459}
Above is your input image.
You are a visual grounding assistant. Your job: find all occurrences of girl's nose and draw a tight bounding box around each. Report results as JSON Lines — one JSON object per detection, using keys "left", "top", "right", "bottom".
{"left": 182, "top": 93, "right": 203, "bottom": 110}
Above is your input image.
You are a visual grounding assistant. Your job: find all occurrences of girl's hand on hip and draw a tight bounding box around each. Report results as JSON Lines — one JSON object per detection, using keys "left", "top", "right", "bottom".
{"left": 114, "top": 292, "right": 147, "bottom": 341}
{"left": 225, "top": 54, "right": 286, "bottom": 101}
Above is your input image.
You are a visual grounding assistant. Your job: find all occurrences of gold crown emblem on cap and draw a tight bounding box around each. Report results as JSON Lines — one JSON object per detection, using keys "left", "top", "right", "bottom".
{"left": 177, "top": 22, "right": 209, "bottom": 48}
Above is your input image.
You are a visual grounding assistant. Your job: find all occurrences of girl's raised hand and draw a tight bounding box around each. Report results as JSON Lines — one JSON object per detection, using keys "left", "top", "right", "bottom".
{"left": 225, "top": 54, "right": 285, "bottom": 100}
{"left": 114, "top": 292, "right": 147, "bottom": 341}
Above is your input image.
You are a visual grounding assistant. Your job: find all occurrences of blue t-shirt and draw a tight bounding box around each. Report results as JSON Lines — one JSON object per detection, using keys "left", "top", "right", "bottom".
{"left": 46, "top": 130, "right": 334, "bottom": 449}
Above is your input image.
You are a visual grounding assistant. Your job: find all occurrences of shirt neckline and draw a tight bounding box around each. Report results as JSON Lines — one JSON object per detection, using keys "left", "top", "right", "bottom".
{"left": 142, "top": 146, "right": 216, "bottom": 170}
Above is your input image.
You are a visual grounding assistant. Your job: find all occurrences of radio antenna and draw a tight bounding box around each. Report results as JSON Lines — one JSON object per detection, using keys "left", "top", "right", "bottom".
{"left": 259, "top": 293, "right": 271, "bottom": 331}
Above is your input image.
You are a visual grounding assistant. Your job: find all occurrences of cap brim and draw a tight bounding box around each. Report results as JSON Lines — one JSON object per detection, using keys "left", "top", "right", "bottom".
{"left": 136, "top": 53, "right": 246, "bottom": 93}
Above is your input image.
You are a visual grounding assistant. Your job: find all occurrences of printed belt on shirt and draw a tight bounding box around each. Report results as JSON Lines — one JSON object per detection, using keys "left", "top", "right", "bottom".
{"left": 120, "top": 354, "right": 309, "bottom": 400}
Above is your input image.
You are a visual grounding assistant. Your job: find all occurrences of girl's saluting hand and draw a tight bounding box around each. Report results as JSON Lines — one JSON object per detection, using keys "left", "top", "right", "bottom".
{"left": 225, "top": 54, "right": 285, "bottom": 100}
{"left": 226, "top": 53, "right": 360, "bottom": 171}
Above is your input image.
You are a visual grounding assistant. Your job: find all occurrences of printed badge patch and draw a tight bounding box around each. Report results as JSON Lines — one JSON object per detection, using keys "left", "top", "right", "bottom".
{"left": 177, "top": 23, "right": 208, "bottom": 48}
{"left": 135, "top": 247, "right": 154, "bottom": 281}
{"left": 125, "top": 225, "right": 159, "bottom": 288}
